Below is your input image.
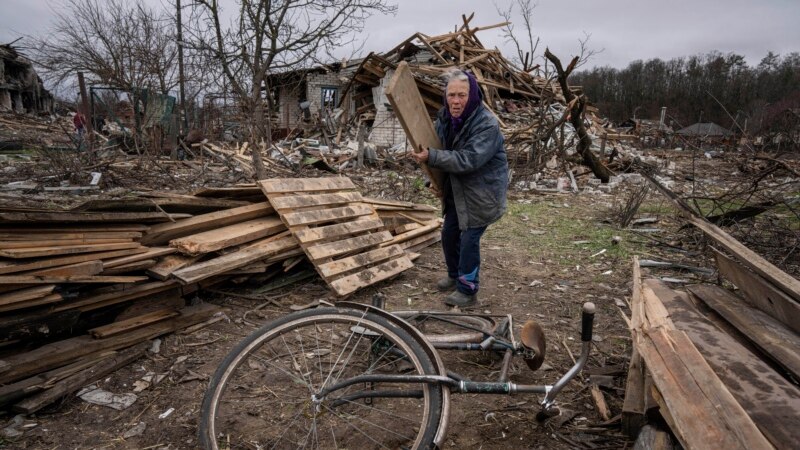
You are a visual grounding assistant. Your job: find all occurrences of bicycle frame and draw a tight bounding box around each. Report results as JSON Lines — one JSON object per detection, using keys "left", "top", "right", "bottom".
{"left": 325, "top": 300, "right": 596, "bottom": 447}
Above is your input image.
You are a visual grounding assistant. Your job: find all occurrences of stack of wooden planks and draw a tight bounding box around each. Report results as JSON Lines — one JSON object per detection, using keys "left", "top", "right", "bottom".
{"left": 623, "top": 251, "right": 800, "bottom": 449}
{"left": 0, "top": 177, "right": 442, "bottom": 414}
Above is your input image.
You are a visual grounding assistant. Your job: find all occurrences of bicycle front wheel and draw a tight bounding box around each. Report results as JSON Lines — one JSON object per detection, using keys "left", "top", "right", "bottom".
{"left": 200, "top": 307, "right": 443, "bottom": 450}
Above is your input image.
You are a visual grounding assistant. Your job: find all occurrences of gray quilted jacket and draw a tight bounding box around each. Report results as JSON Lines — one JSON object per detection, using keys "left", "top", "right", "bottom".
{"left": 427, "top": 104, "right": 509, "bottom": 230}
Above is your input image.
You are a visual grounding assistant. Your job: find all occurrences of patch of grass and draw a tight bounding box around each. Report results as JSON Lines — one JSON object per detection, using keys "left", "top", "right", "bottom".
{"left": 486, "top": 199, "right": 647, "bottom": 267}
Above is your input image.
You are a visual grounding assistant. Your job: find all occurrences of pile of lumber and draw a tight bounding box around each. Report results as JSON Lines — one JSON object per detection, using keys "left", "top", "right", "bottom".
{"left": 0, "top": 176, "right": 440, "bottom": 414}
{"left": 622, "top": 217, "right": 800, "bottom": 449}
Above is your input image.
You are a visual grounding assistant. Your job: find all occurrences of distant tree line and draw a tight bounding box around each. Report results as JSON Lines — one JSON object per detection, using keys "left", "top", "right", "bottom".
{"left": 571, "top": 51, "right": 800, "bottom": 133}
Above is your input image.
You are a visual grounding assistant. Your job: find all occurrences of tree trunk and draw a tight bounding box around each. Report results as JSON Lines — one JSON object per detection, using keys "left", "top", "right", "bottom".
{"left": 544, "top": 49, "right": 612, "bottom": 182}
{"left": 248, "top": 90, "right": 267, "bottom": 180}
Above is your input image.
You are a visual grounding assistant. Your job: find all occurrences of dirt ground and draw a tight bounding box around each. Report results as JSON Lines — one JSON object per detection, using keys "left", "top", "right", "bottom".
{"left": 3, "top": 188, "right": 649, "bottom": 450}
{"left": 6, "top": 148, "right": 793, "bottom": 450}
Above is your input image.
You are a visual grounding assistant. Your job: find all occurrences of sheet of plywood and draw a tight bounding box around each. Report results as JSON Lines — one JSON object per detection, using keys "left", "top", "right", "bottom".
{"left": 384, "top": 61, "right": 444, "bottom": 193}
{"left": 170, "top": 216, "right": 285, "bottom": 255}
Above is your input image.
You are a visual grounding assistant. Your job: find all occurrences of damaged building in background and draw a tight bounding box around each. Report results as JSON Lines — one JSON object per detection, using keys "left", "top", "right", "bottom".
{"left": 0, "top": 43, "right": 53, "bottom": 114}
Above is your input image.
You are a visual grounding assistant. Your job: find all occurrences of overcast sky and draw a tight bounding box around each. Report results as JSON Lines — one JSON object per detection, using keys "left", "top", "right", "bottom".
{"left": 2, "top": 0, "right": 798, "bottom": 71}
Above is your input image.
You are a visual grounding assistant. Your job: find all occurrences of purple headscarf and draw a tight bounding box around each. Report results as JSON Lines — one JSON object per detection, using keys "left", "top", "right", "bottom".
{"left": 444, "top": 70, "right": 482, "bottom": 133}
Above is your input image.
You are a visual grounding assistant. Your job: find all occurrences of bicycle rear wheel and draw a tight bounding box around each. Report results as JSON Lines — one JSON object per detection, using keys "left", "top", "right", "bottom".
{"left": 200, "top": 307, "right": 443, "bottom": 450}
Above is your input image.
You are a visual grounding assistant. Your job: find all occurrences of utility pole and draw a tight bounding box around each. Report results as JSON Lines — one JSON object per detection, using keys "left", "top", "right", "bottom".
{"left": 177, "top": 0, "right": 188, "bottom": 134}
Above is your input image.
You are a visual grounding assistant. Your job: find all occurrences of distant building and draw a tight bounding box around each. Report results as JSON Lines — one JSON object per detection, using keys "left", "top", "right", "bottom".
{"left": 0, "top": 43, "right": 53, "bottom": 114}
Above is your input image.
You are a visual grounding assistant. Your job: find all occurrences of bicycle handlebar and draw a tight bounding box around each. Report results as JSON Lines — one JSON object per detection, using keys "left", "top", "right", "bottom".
{"left": 581, "top": 302, "right": 596, "bottom": 343}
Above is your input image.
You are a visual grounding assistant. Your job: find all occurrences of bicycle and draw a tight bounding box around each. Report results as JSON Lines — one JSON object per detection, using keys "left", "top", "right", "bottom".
{"left": 199, "top": 294, "right": 596, "bottom": 449}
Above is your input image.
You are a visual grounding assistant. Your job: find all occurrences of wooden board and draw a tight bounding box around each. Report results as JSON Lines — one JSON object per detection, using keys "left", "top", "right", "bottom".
{"left": 51, "top": 280, "right": 180, "bottom": 313}
{"left": 170, "top": 216, "right": 286, "bottom": 255}
{"left": 384, "top": 61, "right": 444, "bottom": 194}
{"left": 0, "top": 211, "right": 190, "bottom": 223}
{"left": 146, "top": 254, "right": 203, "bottom": 280}
{"left": 102, "top": 259, "right": 157, "bottom": 275}
{"left": 102, "top": 247, "right": 176, "bottom": 269}
{"left": 687, "top": 284, "right": 800, "bottom": 382}
{"left": 653, "top": 281, "right": 800, "bottom": 448}
{"left": 0, "top": 242, "right": 141, "bottom": 259}
{"left": 0, "top": 285, "right": 55, "bottom": 306}
{"left": 20, "top": 261, "right": 103, "bottom": 277}
{"left": 0, "top": 303, "right": 218, "bottom": 385}
{"left": 0, "top": 275, "right": 148, "bottom": 284}
{"left": 171, "top": 234, "right": 298, "bottom": 284}
{"left": 689, "top": 216, "right": 800, "bottom": 303}
{"left": 89, "top": 309, "right": 180, "bottom": 338}
{"left": 0, "top": 231, "right": 142, "bottom": 241}
{"left": 140, "top": 202, "right": 273, "bottom": 246}
{"left": 630, "top": 267, "right": 773, "bottom": 450}
{"left": 0, "top": 238, "right": 132, "bottom": 249}
{"left": 0, "top": 248, "right": 149, "bottom": 275}
{"left": 260, "top": 178, "right": 416, "bottom": 296}
{"left": 713, "top": 248, "right": 800, "bottom": 335}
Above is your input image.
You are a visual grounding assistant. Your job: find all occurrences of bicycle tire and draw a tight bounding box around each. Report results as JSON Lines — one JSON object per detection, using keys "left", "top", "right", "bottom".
{"left": 199, "top": 307, "right": 443, "bottom": 450}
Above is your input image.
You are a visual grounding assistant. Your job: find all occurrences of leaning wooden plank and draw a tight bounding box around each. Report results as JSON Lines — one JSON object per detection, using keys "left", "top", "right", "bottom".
{"left": 318, "top": 245, "right": 406, "bottom": 279}
{"left": 140, "top": 202, "right": 273, "bottom": 246}
{"left": 102, "top": 259, "right": 157, "bottom": 275}
{"left": 406, "top": 234, "right": 442, "bottom": 254}
{"left": 657, "top": 282, "right": 800, "bottom": 447}
{"left": 384, "top": 220, "right": 442, "bottom": 247}
{"left": 687, "top": 284, "right": 800, "bottom": 383}
{"left": 11, "top": 342, "right": 149, "bottom": 415}
{"left": 306, "top": 231, "right": 393, "bottom": 262}
{"left": 0, "top": 211, "right": 190, "bottom": 223}
{"left": 293, "top": 217, "right": 384, "bottom": 244}
{"left": 282, "top": 204, "right": 374, "bottom": 227}
{"left": 0, "top": 293, "right": 63, "bottom": 313}
{"left": 689, "top": 216, "right": 800, "bottom": 302}
{"left": 0, "top": 302, "right": 218, "bottom": 384}
{"left": 102, "top": 247, "right": 177, "bottom": 269}
{"left": 146, "top": 254, "right": 203, "bottom": 280}
{"left": 0, "top": 242, "right": 142, "bottom": 259}
{"left": 89, "top": 309, "right": 180, "bottom": 338}
{"left": 713, "top": 248, "right": 800, "bottom": 335}
{"left": 258, "top": 177, "right": 355, "bottom": 194}
{"left": 21, "top": 261, "right": 103, "bottom": 277}
{"left": 0, "top": 275, "right": 148, "bottom": 284}
{"left": 0, "top": 238, "right": 132, "bottom": 249}
{"left": 269, "top": 192, "right": 363, "bottom": 210}
{"left": 0, "top": 285, "right": 55, "bottom": 306}
{"left": 172, "top": 234, "right": 298, "bottom": 284}
{"left": 170, "top": 216, "right": 286, "bottom": 255}
{"left": 399, "top": 230, "right": 441, "bottom": 250}
{"left": 384, "top": 61, "right": 444, "bottom": 193}
{"left": 621, "top": 349, "right": 647, "bottom": 439}
{"left": 329, "top": 257, "right": 414, "bottom": 296}
{"left": 0, "top": 248, "right": 148, "bottom": 275}
{"left": 361, "top": 197, "right": 416, "bottom": 209}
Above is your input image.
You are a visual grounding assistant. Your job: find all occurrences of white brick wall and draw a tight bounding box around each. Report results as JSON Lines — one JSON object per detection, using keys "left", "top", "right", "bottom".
{"left": 368, "top": 70, "right": 408, "bottom": 147}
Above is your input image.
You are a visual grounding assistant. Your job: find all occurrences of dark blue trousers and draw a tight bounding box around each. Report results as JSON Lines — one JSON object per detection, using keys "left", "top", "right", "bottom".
{"left": 442, "top": 196, "right": 486, "bottom": 295}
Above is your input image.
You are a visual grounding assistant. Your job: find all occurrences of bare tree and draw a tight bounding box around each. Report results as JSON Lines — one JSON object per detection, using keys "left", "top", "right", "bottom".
{"left": 188, "top": 0, "right": 397, "bottom": 179}
{"left": 496, "top": 0, "right": 540, "bottom": 72}
{"left": 32, "top": 0, "right": 179, "bottom": 95}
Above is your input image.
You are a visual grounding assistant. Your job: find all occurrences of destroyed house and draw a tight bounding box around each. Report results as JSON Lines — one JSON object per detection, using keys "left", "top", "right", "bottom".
{"left": 266, "top": 60, "right": 362, "bottom": 136}
{"left": 340, "top": 25, "right": 566, "bottom": 147}
{"left": 0, "top": 43, "right": 53, "bottom": 114}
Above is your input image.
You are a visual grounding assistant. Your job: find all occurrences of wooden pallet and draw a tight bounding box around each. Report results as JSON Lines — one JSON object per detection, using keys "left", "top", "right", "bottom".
{"left": 259, "top": 177, "right": 413, "bottom": 296}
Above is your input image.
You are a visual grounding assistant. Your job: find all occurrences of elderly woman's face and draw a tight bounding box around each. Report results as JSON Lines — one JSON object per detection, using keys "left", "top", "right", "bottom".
{"left": 446, "top": 79, "right": 469, "bottom": 118}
